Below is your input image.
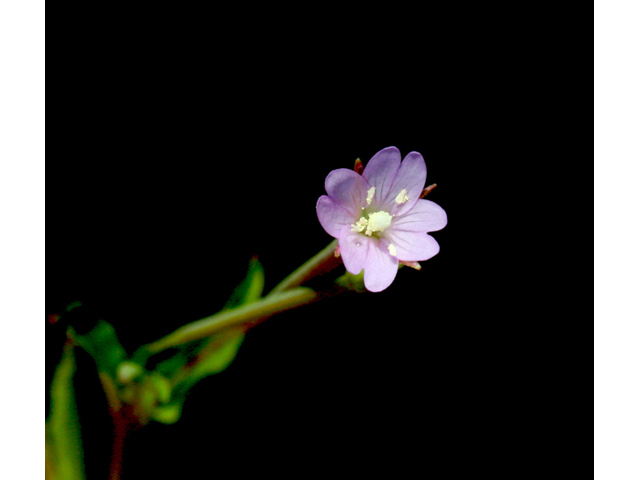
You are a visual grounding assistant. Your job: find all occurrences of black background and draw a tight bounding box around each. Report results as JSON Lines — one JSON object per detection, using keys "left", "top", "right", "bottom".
{"left": 47, "top": 9, "right": 591, "bottom": 479}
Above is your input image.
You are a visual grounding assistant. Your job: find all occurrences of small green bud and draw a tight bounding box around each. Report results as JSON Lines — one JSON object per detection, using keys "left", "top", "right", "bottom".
{"left": 117, "top": 361, "right": 144, "bottom": 384}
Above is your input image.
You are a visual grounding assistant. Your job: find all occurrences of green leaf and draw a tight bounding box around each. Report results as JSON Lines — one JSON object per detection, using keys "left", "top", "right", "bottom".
{"left": 155, "top": 352, "right": 188, "bottom": 378}
{"left": 46, "top": 341, "right": 86, "bottom": 480}
{"left": 142, "top": 258, "right": 264, "bottom": 425}
{"left": 145, "top": 331, "right": 245, "bottom": 425}
{"left": 223, "top": 256, "right": 264, "bottom": 310}
{"left": 166, "top": 256, "right": 261, "bottom": 395}
{"left": 188, "top": 332, "right": 244, "bottom": 384}
{"left": 65, "top": 300, "right": 83, "bottom": 313}
{"left": 143, "top": 257, "right": 261, "bottom": 381}
{"left": 73, "top": 320, "right": 127, "bottom": 377}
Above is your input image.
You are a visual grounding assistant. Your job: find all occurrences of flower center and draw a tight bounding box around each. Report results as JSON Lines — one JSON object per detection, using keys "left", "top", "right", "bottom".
{"left": 351, "top": 210, "right": 393, "bottom": 237}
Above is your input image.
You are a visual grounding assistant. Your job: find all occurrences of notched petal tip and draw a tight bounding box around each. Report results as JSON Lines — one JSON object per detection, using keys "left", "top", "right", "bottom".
{"left": 361, "top": 147, "right": 403, "bottom": 209}
{"left": 362, "top": 147, "right": 402, "bottom": 177}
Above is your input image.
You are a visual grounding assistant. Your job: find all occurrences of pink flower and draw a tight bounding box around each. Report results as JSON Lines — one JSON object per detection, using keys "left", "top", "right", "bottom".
{"left": 316, "top": 146, "right": 447, "bottom": 292}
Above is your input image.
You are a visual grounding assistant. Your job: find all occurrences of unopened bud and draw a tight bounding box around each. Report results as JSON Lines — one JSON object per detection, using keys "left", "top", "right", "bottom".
{"left": 400, "top": 261, "right": 422, "bottom": 271}
{"left": 420, "top": 183, "right": 437, "bottom": 199}
{"left": 117, "top": 361, "right": 144, "bottom": 384}
{"left": 354, "top": 158, "right": 364, "bottom": 175}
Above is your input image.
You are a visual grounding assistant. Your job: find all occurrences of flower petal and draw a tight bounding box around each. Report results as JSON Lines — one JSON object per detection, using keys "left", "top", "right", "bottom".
{"left": 363, "top": 240, "right": 399, "bottom": 292}
{"left": 391, "top": 199, "right": 448, "bottom": 233}
{"left": 387, "top": 152, "right": 427, "bottom": 216}
{"left": 324, "top": 168, "right": 370, "bottom": 215}
{"left": 316, "top": 195, "right": 356, "bottom": 238}
{"left": 338, "top": 225, "right": 371, "bottom": 275}
{"left": 383, "top": 230, "right": 440, "bottom": 262}
{"left": 362, "top": 146, "right": 402, "bottom": 210}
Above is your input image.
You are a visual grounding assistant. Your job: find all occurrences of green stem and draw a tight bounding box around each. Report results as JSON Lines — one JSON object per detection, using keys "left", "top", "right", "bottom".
{"left": 137, "top": 239, "right": 342, "bottom": 358}
{"left": 268, "top": 239, "right": 339, "bottom": 295}
{"left": 144, "top": 287, "right": 318, "bottom": 355}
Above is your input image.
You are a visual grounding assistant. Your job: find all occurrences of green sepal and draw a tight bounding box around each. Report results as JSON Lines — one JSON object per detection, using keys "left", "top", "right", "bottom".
{"left": 335, "top": 269, "right": 367, "bottom": 293}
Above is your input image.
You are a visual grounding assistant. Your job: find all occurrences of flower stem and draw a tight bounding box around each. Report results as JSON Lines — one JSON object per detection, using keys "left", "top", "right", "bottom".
{"left": 143, "top": 287, "right": 318, "bottom": 355}
{"left": 268, "top": 239, "right": 340, "bottom": 295}
{"left": 137, "top": 239, "right": 342, "bottom": 358}
{"left": 108, "top": 410, "right": 127, "bottom": 480}
{"left": 98, "top": 371, "right": 129, "bottom": 480}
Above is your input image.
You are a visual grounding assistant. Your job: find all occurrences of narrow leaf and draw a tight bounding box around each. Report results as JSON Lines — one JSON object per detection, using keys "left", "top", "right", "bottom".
{"left": 46, "top": 341, "right": 86, "bottom": 480}
{"left": 188, "top": 332, "right": 244, "bottom": 383}
{"left": 223, "top": 257, "right": 265, "bottom": 310}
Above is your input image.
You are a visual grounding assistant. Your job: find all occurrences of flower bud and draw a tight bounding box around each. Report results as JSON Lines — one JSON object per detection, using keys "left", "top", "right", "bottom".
{"left": 420, "top": 183, "right": 437, "bottom": 198}
{"left": 117, "top": 361, "right": 144, "bottom": 384}
{"left": 354, "top": 158, "right": 364, "bottom": 175}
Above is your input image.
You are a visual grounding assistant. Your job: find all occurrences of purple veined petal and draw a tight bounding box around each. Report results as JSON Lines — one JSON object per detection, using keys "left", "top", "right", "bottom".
{"left": 362, "top": 146, "right": 402, "bottom": 211}
{"left": 363, "top": 239, "right": 399, "bottom": 292}
{"left": 386, "top": 152, "right": 427, "bottom": 216}
{"left": 338, "top": 225, "right": 371, "bottom": 275}
{"left": 324, "top": 168, "right": 371, "bottom": 215}
{"left": 316, "top": 195, "right": 357, "bottom": 238}
{"left": 391, "top": 199, "right": 448, "bottom": 233}
{"left": 383, "top": 229, "right": 440, "bottom": 262}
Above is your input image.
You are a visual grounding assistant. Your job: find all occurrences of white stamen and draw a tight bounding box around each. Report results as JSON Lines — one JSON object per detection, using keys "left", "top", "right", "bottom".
{"left": 395, "top": 188, "right": 409, "bottom": 204}
{"left": 351, "top": 217, "right": 368, "bottom": 233}
{"left": 366, "top": 187, "right": 376, "bottom": 205}
{"left": 387, "top": 243, "right": 397, "bottom": 256}
{"left": 365, "top": 211, "right": 393, "bottom": 236}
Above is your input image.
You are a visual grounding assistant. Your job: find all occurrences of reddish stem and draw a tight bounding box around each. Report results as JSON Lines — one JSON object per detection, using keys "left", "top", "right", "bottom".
{"left": 109, "top": 410, "right": 128, "bottom": 480}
